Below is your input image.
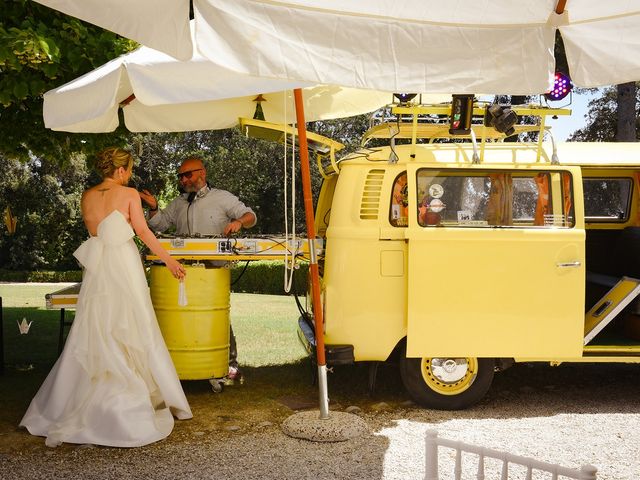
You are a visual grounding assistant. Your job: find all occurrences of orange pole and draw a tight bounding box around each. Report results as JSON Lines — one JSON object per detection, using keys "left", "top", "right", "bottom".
{"left": 555, "top": 0, "right": 567, "bottom": 14}
{"left": 293, "top": 88, "right": 326, "bottom": 367}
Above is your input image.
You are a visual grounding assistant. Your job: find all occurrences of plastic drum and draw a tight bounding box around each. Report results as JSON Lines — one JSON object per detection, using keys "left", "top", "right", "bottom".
{"left": 150, "top": 264, "right": 230, "bottom": 380}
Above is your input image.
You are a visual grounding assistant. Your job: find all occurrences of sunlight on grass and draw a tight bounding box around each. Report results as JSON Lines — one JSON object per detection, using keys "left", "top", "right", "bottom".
{"left": 231, "top": 293, "right": 307, "bottom": 367}
{"left": 0, "top": 284, "right": 308, "bottom": 369}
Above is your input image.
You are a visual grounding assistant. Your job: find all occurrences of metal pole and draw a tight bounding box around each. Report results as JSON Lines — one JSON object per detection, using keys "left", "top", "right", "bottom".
{"left": 293, "top": 88, "right": 330, "bottom": 420}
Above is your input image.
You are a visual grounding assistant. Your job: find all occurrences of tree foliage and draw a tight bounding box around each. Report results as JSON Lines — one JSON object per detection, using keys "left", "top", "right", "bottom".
{"left": 0, "top": 153, "right": 89, "bottom": 270}
{"left": 132, "top": 128, "right": 326, "bottom": 234}
{"left": 0, "top": 0, "right": 134, "bottom": 163}
{"left": 569, "top": 85, "right": 640, "bottom": 142}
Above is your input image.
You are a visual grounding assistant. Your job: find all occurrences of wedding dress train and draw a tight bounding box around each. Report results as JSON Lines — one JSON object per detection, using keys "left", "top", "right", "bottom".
{"left": 20, "top": 210, "right": 192, "bottom": 447}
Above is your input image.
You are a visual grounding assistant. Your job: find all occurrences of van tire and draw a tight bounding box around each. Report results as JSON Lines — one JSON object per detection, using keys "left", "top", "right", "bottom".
{"left": 399, "top": 348, "right": 494, "bottom": 410}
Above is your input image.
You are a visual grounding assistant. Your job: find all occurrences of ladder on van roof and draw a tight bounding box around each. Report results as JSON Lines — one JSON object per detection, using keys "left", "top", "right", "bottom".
{"left": 584, "top": 277, "right": 640, "bottom": 345}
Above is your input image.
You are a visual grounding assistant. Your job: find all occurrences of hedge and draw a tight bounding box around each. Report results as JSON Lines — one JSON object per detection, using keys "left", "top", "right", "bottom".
{"left": 0, "top": 261, "right": 309, "bottom": 296}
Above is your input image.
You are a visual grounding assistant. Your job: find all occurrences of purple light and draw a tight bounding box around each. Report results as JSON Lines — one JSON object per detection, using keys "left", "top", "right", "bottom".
{"left": 545, "top": 72, "right": 572, "bottom": 101}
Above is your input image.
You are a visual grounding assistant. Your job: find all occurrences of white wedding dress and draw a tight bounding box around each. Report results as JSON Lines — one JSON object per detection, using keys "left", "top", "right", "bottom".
{"left": 20, "top": 210, "right": 192, "bottom": 447}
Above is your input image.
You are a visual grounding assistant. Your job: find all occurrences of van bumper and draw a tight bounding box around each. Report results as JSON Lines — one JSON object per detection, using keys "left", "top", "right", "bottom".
{"left": 297, "top": 316, "right": 355, "bottom": 366}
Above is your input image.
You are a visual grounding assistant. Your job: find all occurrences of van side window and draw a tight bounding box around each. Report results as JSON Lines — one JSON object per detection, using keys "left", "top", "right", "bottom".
{"left": 583, "top": 178, "right": 632, "bottom": 222}
{"left": 389, "top": 172, "right": 408, "bottom": 227}
{"left": 416, "top": 169, "right": 575, "bottom": 228}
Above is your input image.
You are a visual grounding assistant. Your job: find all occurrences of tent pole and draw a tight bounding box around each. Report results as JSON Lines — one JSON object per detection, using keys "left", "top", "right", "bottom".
{"left": 293, "top": 88, "right": 329, "bottom": 420}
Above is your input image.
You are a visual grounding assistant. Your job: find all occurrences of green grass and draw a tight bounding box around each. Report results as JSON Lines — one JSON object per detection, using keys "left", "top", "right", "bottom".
{"left": 0, "top": 283, "right": 408, "bottom": 447}
{"left": 0, "top": 284, "right": 307, "bottom": 369}
{"left": 0, "top": 283, "right": 77, "bottom": 368}
{"left": 231, "top": 293, "right": 307, "bottom": 366}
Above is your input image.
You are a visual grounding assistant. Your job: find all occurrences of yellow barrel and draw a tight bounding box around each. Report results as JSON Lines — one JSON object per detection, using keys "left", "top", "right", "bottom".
{"left": 150, "top": 264, "right": 230, "bottom": 380}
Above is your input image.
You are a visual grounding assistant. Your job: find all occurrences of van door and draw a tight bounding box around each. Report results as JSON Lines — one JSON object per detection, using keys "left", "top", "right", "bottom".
{"left": 405, "top": 166, "right": 585, "bottom": 358}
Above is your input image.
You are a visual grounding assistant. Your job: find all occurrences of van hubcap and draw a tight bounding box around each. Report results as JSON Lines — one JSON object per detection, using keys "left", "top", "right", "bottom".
{"left": 421, "top": 357, "right": 478, "bottom": 395}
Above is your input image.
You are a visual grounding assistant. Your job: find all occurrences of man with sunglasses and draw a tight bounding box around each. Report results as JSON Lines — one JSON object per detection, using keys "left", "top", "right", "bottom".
{"left": 141, "top": 157, "right": 256, "bottom": 236}
{"left": 139, "top": 156, "right": 256, "bottom": 383}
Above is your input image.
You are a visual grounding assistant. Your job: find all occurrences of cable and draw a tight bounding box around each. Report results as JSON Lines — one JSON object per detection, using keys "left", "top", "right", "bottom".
{"left": 322, "top": 208, "right": 331, "bottom": 229}
{"left": 388, "top": 119, "right": 400, "bottom": 163}
{"left": 186, "top": 202, "right": 192, "bottom": 235}
{"left": 283, "top": 93, "right": 297, "bottom": 293}
{"left": 545, "top": 129, "right": 559, "bottom": 164}
{"left": 291, "top": 269, "right": 312, "bottom": 324}
{"left": 470, "top": 129, "right": 480, "bottom": 164}
{"left": 230, "top": 260, "right": 250, "bottom": 286}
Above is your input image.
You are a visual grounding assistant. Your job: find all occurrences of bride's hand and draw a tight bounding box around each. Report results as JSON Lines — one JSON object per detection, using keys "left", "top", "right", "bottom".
{"left": 166, "top": 258, "right": 186, "bottom": 280}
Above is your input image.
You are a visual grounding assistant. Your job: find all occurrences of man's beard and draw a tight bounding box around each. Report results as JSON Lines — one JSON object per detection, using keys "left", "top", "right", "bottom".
{"left": 183, "top": 184, "right": 199, "bottom": 193}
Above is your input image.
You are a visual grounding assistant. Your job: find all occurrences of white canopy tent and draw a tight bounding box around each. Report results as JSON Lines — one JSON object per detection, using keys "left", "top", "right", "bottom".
{"left": 43, "top": 42, "right": 394, "bottom": 133}
{"left": 34, "top": 0, "right": 640, "bottom": 93}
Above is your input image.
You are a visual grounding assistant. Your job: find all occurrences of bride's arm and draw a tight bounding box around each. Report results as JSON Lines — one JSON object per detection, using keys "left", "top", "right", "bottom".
{"left": 128, "top": 189, "right": 186, "bottom": 279}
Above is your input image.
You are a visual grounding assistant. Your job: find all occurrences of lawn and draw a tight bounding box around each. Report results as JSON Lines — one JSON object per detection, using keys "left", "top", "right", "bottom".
{"left": 0, "top": 282, "right": 406, "bottom": 449}
{"left": 0, "top": 283, "right": 308, "bottom": 369}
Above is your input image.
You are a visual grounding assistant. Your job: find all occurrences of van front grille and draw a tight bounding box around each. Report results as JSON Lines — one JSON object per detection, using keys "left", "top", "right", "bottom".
{"left": 359, "top": 169, "right": 385, "bottom": 220}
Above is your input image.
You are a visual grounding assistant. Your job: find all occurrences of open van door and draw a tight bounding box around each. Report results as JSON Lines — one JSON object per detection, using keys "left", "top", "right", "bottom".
{"left": 405, "top": 166, "right": 585, "bottom": 358}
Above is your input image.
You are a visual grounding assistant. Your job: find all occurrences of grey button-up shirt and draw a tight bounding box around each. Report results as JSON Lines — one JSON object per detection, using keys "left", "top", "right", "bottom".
{"left": 148, "top": 187, "right": 256, "bottom": 235}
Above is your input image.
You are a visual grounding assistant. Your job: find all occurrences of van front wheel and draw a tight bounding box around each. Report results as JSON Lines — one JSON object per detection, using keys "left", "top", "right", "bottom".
{"left": 399, "top": 350, "right": 494, "bottom": 410}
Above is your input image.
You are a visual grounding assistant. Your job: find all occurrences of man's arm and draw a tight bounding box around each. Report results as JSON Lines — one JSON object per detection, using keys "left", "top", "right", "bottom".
{"left": 223, "top": 211, "right": 257, "bottom": 235}
{"left": 139, "top": 189, "right": 159, "bottom": 218}
{"left": 221, "top": 191, "right": 257, "bottom": 235}
{"left": 142, "top": 194, "right": 179, "bottom": 233}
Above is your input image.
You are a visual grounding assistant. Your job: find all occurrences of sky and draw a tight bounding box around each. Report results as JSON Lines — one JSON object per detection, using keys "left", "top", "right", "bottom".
{"left": 545, "top": 89, "right": 597, "bottom": 141}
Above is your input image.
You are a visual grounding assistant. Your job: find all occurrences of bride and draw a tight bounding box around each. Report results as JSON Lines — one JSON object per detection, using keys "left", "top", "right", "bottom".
{"left": 20, "top": 147, "right": 192, "bottom": 447}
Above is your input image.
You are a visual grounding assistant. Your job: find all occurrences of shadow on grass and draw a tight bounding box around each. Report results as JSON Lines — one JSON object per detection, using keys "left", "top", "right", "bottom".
{"left": 1, "top": 307, "right": 73, "bottom": 370}
{"left": 4, "top": 304, "right": 640, "bottom": 436}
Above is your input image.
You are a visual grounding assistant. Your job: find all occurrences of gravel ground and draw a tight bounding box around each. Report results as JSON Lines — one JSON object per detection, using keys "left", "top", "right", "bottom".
{"left": 2, "top": 362, "right": 640, "bottom": 480}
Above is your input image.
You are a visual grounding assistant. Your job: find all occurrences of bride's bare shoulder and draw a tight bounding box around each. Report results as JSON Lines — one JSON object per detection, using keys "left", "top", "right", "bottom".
{"left": 83, "top": 183, "right": 110, "bottom": 195}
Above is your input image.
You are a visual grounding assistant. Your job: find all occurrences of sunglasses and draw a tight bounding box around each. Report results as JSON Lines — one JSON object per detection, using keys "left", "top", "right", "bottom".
{"left": 177, "top": 168, "right": 203, "bottom": 180}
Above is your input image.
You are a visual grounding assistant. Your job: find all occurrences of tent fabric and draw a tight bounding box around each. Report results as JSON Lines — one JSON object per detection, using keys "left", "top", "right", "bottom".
{"left": 561, "top": 13, "right": 640, "bottom": 87}
{"left": 195, "top": 0, "right": 640, "bottom": 92}
{"left": 42, "top": 44, "right": 395, "bottom": 132}
{"left": 36, "top": 0, "right": 640, "bottom": 99}
{"left": 34, "top": 0, "right": 640, "bottom": 94}
{"left": 195, "top": 0, "right": 555, "bottom": 94}
{"left": 33, "top": 0, "right": 193, "bottom": 61}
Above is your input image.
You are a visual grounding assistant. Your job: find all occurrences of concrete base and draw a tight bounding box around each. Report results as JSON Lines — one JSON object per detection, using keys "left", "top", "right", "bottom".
{"left": 281, "top": 410, "right": 369, "bottom": 442}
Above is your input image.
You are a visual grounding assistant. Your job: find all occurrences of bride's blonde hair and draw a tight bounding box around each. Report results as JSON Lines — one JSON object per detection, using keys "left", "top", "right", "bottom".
{"left": 95, "top": 147, "right": 133, "bottom": 179}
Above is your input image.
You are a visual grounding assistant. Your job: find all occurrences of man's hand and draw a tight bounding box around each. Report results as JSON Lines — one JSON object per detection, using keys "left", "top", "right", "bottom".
{"left": 223, "top": 219, "right": 243, "bottom": 236}
{"left": 138, "top": 189, "right": 158, "bottom": 210}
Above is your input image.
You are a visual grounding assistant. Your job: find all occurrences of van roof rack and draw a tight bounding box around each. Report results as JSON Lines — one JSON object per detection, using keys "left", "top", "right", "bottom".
{"left": 362, "top": 102, "right": 571, "bottom": 165}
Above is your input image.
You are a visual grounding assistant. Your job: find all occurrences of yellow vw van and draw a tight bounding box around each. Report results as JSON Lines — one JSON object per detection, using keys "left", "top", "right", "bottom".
{"left": 294, "top": 101, "right": 640, "bottom": 410}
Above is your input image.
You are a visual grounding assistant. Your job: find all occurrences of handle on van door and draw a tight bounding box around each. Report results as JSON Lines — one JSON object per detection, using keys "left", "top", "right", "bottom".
{"left": 556, "top": 261, "right": 582, "bottom": 268}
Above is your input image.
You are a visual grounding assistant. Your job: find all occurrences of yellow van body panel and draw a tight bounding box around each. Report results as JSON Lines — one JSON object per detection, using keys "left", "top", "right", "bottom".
{"left": 405, "top": 227, "right": 585, "bottom": 358}
{"left": 323, "top": 164, "right": 408, "bottom": 360}
{"left": 317, "top": 140, "right": 640, "bottom": 363}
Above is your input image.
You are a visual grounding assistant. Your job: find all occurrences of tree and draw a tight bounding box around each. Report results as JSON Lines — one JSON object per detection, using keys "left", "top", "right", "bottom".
{"left": 617, "top": 82, "right": 638, "bottom": 141}
{"left": 0, "top": 153, "right": 89, "bottom": 270}
{"left": 569, "top": 85, "right": 639, "bottom": 142}
{"left": 309, "top": 114, "right": 372, "bottom": 154}
{"left": 0, "top": 0, "right": 134, "bottom": 163}
{"left": 131, "top": 128, "right": 313, "bottom": 234}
